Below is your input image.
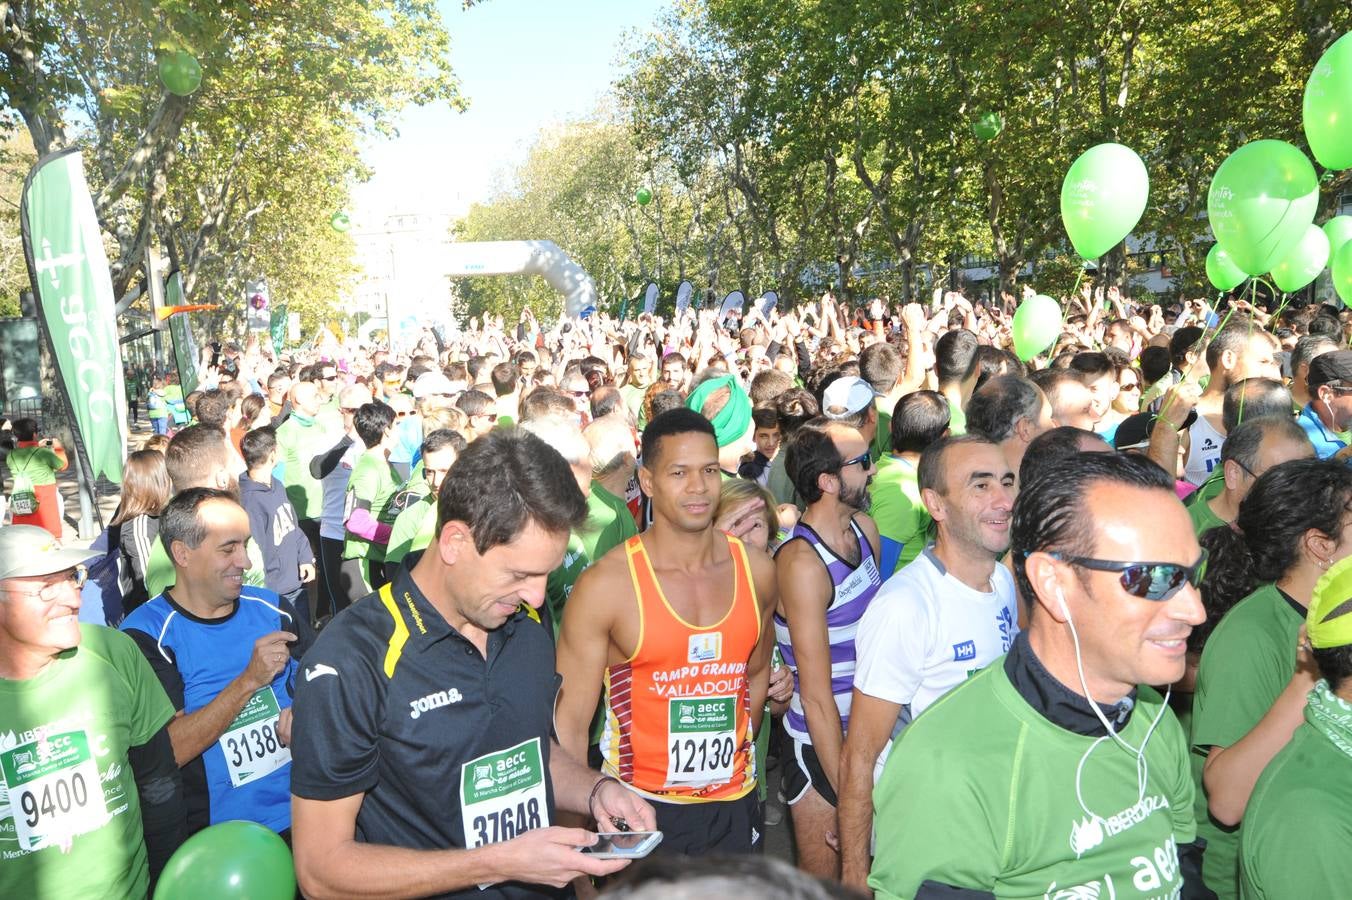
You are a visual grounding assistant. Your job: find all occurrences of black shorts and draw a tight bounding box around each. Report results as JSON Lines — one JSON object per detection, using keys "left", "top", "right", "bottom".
{"left": 780, "top": 731, "right": 837, "bottom": 807}
{"left": 650, "top": 789, "right": 762, "bottom": 856}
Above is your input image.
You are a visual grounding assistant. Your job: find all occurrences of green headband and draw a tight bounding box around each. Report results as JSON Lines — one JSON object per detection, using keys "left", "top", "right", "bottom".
{"left": 685, "top": 375, "right": 752, "bottom": 448}
{"left": 1309, "top": 555, "right": 1352, "bottom": 650}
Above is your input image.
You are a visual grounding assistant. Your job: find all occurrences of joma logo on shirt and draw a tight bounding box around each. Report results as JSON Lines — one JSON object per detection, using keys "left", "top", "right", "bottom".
{"left": 409, "top": 688, "right": 463, "bottom": 719}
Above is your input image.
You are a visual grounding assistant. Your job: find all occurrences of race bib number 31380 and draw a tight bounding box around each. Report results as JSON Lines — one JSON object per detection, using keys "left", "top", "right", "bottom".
{"left": 0, "top": 731, "right": 110, "bottom": 851}
{"left": 219, "top": 687, "right": 290, "bottom": 788}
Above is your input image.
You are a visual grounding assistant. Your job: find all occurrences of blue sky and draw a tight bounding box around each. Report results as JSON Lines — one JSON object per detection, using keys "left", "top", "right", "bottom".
{"left": 351, "top": 0, "right": 668, "bottom": 223}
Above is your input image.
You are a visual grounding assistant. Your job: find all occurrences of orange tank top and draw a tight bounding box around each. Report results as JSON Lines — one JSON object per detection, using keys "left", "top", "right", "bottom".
{"left": 600, "top": 533, "right": 761, "bottom": 803}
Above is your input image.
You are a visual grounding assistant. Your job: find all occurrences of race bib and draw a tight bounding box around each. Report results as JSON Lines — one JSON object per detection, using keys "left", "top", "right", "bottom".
{"left": 0, "top": 731, "right": 110, "bottom": 851}
{"left": 665, "top": 696, "right": 737, "bottom": 786}
{"left": 218, "top": 687, "right": 290, "bottom": 788}
{"left": 460, "top": 737, "right": 548, "bottom": 850}
{"left": 9, "top": 474, "right": 38, "bottom": 516}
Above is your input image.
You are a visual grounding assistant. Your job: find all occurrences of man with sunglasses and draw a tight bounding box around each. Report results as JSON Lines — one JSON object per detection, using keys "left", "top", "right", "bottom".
{"left": 0, "top": 526, "right": 185, "bottom": 898}
{"left": 839, "top": 434, "right": 1019, "bottom": 893}
{"left": 1297, "top": 350, "right": 1352, "bottom": 461}
{"left": 867, "top": 452, "right": 1211, "bottom": 900}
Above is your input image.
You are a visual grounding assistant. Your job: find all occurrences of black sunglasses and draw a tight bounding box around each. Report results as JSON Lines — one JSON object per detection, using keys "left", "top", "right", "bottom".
{"left": 839, "top": 450, "right": 872, "bottom": 471}
{"left": 1046, "top": 549, "right": 1208, "bottom": 602}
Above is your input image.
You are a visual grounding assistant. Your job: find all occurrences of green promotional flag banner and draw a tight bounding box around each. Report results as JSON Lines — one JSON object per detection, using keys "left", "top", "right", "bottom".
{"left": 20, "top": 149, "right": 127, "bottom": 482}
{"left": 165, "top": 271, "right": 200, "bottom": 395}
{"left": 269, "top": 305, "right": 287, "bottom": 354}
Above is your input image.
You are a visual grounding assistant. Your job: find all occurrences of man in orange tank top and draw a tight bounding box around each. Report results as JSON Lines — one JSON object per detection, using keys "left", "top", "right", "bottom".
{"left": 556, "top": 408, "right": 778, "bottom": 857}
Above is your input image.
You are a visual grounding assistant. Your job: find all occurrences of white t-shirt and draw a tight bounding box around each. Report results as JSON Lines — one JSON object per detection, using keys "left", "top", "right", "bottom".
{"left": 854, "top": 548, "right": 1019, "bottom": 782}
{"left": 1184, "top": 413, "right": 1225, "bottom": 486}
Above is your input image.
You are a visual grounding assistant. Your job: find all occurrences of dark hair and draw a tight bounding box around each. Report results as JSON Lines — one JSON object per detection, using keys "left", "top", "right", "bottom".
{"left": 1205, "top": 320, "right": 1272, "bottom": 373}
{"left": 785, "top": 419, "right": 846, "bottom": 504}
{"left": 1222, "top": 378, "right": 1292, "bottom": 432}
{"left": 1069, "top": 351, "right": 1116, "bottom": 381}
{"left": 890, "top": 390, "right": 950, "bottom": 454}
{"left": 973, "top": 345, "right": 1023, "bottom": 391}
{"left": 240, "top": 426, "right": 277, "bottom": 471}
{"left": 1308, "top": 315, "right": 1342, "bottom": 338}
{"left": 195, "top": 389, "right": 232, "bottom": 428}
{"left": 917, "top": 434, "right": 999, "bottom": 496}
{"left": 1219, "top": 416, "right": 1307, "bottom": 474}
{"left": 12, "top": 417, "right": 37, "bottom": 442}
{"left": 422, "top": 427, "right": 467, "bottom": 458}
{"left": 438, "top": 428, "right": 587, "bottom": 553}
{"left": 519, "top": 388, "right": 576, "bottom": 424}
{"left": 110, "top": 449, "right": 172, "bottom": 525}
{"left": 749, "top": 369, "right": 794, "bottom": 407}
{"left": 1169, "top": 326, "right": 1205, "bottom": 370}
{"left": 641, "top": 408, "right": 716, "bottom": 470}
{"left": 1018, "top": 427, "right": 1109, "bottom": 492}
{"left": 165, "top": 425, "right": 230, "bottom": 492}
{"left": 1011, "top": 452, "right": 1174, "bottom": 611}
{"left": 354, "top": 402, "right": 395, "bottom": 448}
{"left": 466, "top": 355, "right": 490, "bottom": 383}
{"left": 647, "top": 389, "right": 686, "bottom": 420}
{"left": 860, "top": 342, "right": 902, "bottom": 393}
{"left": 752, "top": 407, "right": 779, "bottom": 431}
{"left": 456, "top": 389, "right": 495, "bottom": 419}
{"left": 775, "top": 388, "right": 820, "bottom": 435}
{"left": 1199, "top": 459, "right": 1352, "bottom": 624}
{"left": 490, "top": 362, "right": 517, "bottom": 397}
{"left": 239, "top": 393, "right": 266, "bottom": 427}
{"left": 160, "top": 487, "right": 239, "bottom": 557}
{"left": 1293, "top": 335, "right": 1339, "bottom": 380}
{"left": 1140, "top": 346, "right": 1171, "bottom": 384}
{"left": 1313, "top": 642, "right": 1352, "bottom": 693}
{"left": 934, "top": 329, "right": 979, "bottom": 385}
{"left": 966, "top": 375, "right": 1044, "bottom": 443}
{"left": 590, "top": 385, "right": 626, "bottom": 421}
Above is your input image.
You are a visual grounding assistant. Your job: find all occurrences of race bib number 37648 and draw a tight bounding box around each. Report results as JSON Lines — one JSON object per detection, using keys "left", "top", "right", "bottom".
{"left": 0, "top": 731, "right": 110, "bottom": 851}
{"left": 460, "top": 737, "right": 549, "bottom": 850}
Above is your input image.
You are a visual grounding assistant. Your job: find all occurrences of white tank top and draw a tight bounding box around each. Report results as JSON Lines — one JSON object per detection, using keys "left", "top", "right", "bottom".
{"left": 1184, "top": 414, "right": 1225, "bottom": 485}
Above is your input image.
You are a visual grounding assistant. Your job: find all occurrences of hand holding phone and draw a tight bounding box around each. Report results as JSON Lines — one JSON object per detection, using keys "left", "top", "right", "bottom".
{"left": 578, "top": 831, "right": 663, "bottom": 859}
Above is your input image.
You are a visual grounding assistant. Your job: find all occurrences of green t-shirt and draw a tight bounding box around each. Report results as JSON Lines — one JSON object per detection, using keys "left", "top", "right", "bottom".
{"left": 1239, "top": 713, "right": 1352, "bottom": 900}
{"left": 545, "top": 531, "right": 591, "bottom": 641}
{"left": 579, "top": 483, "right": 638, "bottom": 563}
{"left": 1187, "top": 496, "right": 1227, "bottom": 538}
{"left": 1190, "top": 584, "right": 1303, "bottom": 900}
{"left": 6, "top": 446, "right": 62, "bottom": 487}
{"left": 870, "top": 661, "right": 1196, "bottom": 900}
{"left": 871, "top": 397, "right": 894, "bottom": 462}
{"left": 275, "top": 412, "right": 341, "bottom": 520}
{"left": 619, "top": 382, "right": 649, "bottom": 430}
{"left": 0, "top": 625, "right": 175, "bottom": 899}
{"left": 868, "top": 454, "right": 930, "bottom": 579}
{"left": 144, "top": 533, "right": 267, "bottom": 598}
{"left": 946, "top": 396, "right": 967, "bottom": 436}
{"left": 385, "top": 493, "right": 437, "bottom": 567}
{"left": 342, "top": 448, "right": 403, "bottom": 562}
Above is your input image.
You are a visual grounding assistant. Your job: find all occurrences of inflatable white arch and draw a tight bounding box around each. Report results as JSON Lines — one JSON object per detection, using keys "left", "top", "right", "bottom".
{"left": 443, "top": 240, "right": 598, "bottom": 318}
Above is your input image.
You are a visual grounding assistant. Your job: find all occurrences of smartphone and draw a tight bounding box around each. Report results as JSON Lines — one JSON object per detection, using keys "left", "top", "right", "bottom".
{"left": 579, "top": 831, "right": 663, "bottom": 859}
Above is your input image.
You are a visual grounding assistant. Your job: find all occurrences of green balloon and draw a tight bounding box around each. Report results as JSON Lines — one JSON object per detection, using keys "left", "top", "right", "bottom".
{"left": 158, "top": 51, "right": 202, "bottom": 97}
{"left": 154, "top": 821, "right": 295, "bottom": 900}
{"left": 635, "top": 187, "right": 652, "bottom": 206}
{"left": 1011, "top": 294, "right": 1063, "bottom": 362}
{"left": 1334, "top": 240, "right": 1352, "bottom": 308}
{"left": 1205, "top": 244, "right": 1247, "bottom": 292}
{"left": 330, "top": 211, "right": 351, "bottom": 232}
{"left": 1303, "top": 32, "right": 1352, "bottom": 171}
{"left": 1060, "top": 143, "right": 1149, "bottom": 260}
{"left": 972, "top": 111, "right": 1003, "bottom": 141}
{"left": 1270, "top": 224, "right": 1330, "bottom": 293}
{"left": 1324, "top": 215, "right": 1352, "bottom": 259}
{"left": 1208, "top": 140, "right": 1318, "bottom": 275}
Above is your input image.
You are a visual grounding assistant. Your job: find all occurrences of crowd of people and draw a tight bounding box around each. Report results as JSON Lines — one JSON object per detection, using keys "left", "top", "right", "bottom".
{"left": 3, "top": 283, "right": 1352, "bottom": 900}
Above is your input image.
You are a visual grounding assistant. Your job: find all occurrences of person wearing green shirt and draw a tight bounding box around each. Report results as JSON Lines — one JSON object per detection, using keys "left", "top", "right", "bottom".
{"left": 859, "top": 341, "right": 905, "bottom": 461}
{"left": 275, "top": 381, "right": 339, "bottom": 523}
{"left": 868, "top": 391, "right": 948, "bottom": 579}
{"left": 1191, "top": 458, "right": 1352, "bottom": 899}
{"left": 1239, "top": 554, "right": 1352, "bottom": 900}
{"left": 0, "top": 526, "right": 185, "bottom": 898}
{"left": 934, "top": 329, "right": 978, "bottom": 438}
{"left": 525, "top": 416, "right": 597, "bottom": 638}
{"left": 340, "top": 402, "right": 403, "bottom": 599}
{"left": 580, "top": 417, "right": 639, "bottom": 563}
{"left": 383, "top": 429, "right": 464, "bottom": 569}
{"left": 619, "top": 350, "right": 656, "bottom": 430}
{"left": 1187, "top": 417, "right": 1311, "bottom": 538}
{"left": 869, "top": 452, "right": 1211, "bottom": 900}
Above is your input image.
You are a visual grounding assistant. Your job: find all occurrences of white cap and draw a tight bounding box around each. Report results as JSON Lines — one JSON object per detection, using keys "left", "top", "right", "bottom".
{"left": 412, "top": 372, "right": 456, "bottom": 399}
{"left": 821, "top": 376, "right": 877, "bottom": 419}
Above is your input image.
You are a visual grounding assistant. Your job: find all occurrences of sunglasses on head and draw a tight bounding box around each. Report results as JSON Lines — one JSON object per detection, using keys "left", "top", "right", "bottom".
{"left": 1046, "top": 549, "right": 1208, "bottom": 601}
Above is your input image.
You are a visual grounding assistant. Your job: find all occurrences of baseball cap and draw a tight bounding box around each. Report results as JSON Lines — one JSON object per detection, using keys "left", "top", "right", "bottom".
{"left": 822, "top": 376, "right": 877, "bottom": 419}
{"left": 1309, "top": 555, "right": 1352, "bottom": 649}
{"left": 0, "top": 526, "right": 97, "bottom": 580}
{"left": 1307, "top": 350, "right": 1352, "bottom": 391}
{"left": 412, "top": 371, "right": 456, "bottom": 399}
{"left": 1113, "top": 408, "right": 1198, "bottom": 451}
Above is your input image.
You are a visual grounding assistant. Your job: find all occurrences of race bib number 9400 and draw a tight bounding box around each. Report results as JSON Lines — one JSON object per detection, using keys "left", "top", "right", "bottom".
{"left": 460, "top": 737, "right": 548, "bottom": 850}
{"left": 666, "top": 696, "right": 737, "bottom": 786}
{"left": 0, "top": 731, "right": 109, "bottom": 851}
{"left": 219, "top": 687, "right": 290, "bottom": 788}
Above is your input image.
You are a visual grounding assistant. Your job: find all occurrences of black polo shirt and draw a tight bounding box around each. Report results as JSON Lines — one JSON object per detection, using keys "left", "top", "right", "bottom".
{"left": 290, "top": 563, "right": 562, "bottom": 900}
